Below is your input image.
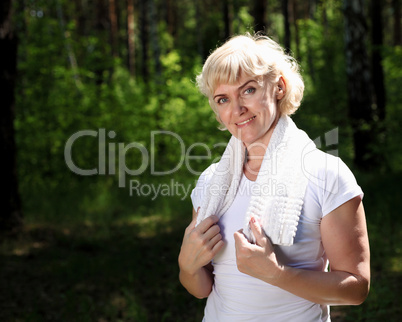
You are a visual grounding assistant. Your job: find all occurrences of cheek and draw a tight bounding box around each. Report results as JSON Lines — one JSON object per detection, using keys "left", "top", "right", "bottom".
{"left": 218, "top": 108, "right": 230, "bottom": 124}
{"left": 259, "top": 96, "right": 277, "bottom": 115}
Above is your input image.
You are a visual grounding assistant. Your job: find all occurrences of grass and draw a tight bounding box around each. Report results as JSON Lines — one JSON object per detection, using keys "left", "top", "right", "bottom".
{"left": 1, "top": 172, "right": 401, "bottom": 321}
{"left": 0, "top": 214, "right": 206, "bottom": 321}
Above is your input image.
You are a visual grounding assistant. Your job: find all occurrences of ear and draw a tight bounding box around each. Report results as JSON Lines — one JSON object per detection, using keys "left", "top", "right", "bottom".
{"left": 276, "top": 76, "right": 286, "bottom": 100}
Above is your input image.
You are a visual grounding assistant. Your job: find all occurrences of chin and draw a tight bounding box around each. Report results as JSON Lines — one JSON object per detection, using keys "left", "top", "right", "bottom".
{"left": 237, "top": 135, "right": 257, "bottom": 145}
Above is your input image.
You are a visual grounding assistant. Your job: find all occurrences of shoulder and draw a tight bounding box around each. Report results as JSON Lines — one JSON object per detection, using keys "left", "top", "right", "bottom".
{"left": 196, "top": 163, "right": 219, "bottom": 186}
{"left": 302, "top": 149, "right": 363, "bottom": 216}
{"left": 190, "top": 163, "right": 219, "bottom": 210}
{"left": 303, "top": 149, "right": 356, "bottom": 192}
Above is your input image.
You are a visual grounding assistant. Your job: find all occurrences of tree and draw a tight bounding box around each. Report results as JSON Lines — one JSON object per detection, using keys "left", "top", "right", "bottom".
{"left": 343, "top": 0, "right": 379, "bottom": 170}
{"left": 370, "top": 0, "right": 386, "bottom": 122}
{"left": 165, "top": 0, "right": 177, "bottom": 39}
{"left": 109, "top": 0, "right": 119, "bottom": 58}
{"left": 195, "top": 0, "right": 204, "bottom": 60}
{"left": 253, "top": 0, "right": 267, "bottom": 33}
{"left": 393, "top": 0, "right": 402, "bottom": 46}
{"left": 127, "top": 0, "right": 135, "bottom": 77}
{"left": 94, "top": 0, "right": 110, "bottom": 85}
{"left": 0, "top": 0, "right": 23, "bottom": 232}
{"left": 148, "top": 0, "right": 162, "bottom": 81}
{"left": 292, "top": 0, "right": 301, "bottom": 59}
{"left": 309, "top": 0, "right": 317, "bottom": 19}
{"left": 140, "top": 0, "right": 149, "bottom": 82}
{"left": 74, "top": 0, "right": 87, "bottom": 37}
{"left": 223, "top": 0, "right": 232, "bottom": 40}
{"left": 282, "top": 0, "right": 291, "bottom": 53}
{"left": 56, "top": 0, "right": 82, "bottom": 89}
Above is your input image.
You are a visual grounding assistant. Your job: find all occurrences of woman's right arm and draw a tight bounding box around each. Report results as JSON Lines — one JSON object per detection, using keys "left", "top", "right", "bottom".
{"left": 178, "top": 208, "right": 224, "bottom": 299}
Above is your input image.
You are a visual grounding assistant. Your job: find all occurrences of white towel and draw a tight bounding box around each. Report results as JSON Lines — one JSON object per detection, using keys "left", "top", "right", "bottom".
{"left": 196, "top": 115, "right": 316, "bottom": 246}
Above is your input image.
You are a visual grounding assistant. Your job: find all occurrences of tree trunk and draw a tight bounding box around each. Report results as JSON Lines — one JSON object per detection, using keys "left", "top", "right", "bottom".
{"left": 343, "top": 0, "right": 379, "bottom": 170}
{"left": 393, "top": 0, "right": 402, "bottom": 45}
{"left": 370, "top": 0, "right": 386, "bottom": 122}
{"left": 74, "top": 0, "right": 86, "bottom": 37}
{"left": 292, "top": 0, "right": 301, "bottom": 59}
{"left": 56, "top": 0, "right": 82, "bottom": 89}
{"left": 0, "top": 0, "right": 23, "bottom": 232}
{"left": 127, "top": 0, "right": 135, "bottom": 77}
{"left": 148, "top": 0, "right": 162, "bottom": 81}
{"left": 140, "top": 0, "right": 149, "bottom": 83}
{"left": 233, "top": 0, "right": 240, "bottom": 34}
{"left": 109, "top": 0, "right": 119, "bottom": 58}
{"left": 195, "top": 0, "right": 204, "bottom": 60}
{"left": 282, "top": 0, "right": 291, "bottom": 53}
{"left": 320, "top": 0, "right": 329, "bottom": 37}
{"left": 95, "top": 0, "right": 110, "bottom": 85}
{"left": 165, "top": 0, "right": 176, "bottom": 38}
{"left": 309, "top": 0, "right": 316, "bottom": 19}
{"left": 223, "top": 0, "right": 232, "bottom": 40}
{"left": 253, "top": 0, "right": 267, "bottom": 33}
{"left": 306, "top": 0, "right": 318, "bottom": 81}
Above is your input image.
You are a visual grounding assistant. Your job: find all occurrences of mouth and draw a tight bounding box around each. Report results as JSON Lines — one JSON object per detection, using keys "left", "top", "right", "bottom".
{"left": 236, "top": 115, "right": 256, "bottom": 126}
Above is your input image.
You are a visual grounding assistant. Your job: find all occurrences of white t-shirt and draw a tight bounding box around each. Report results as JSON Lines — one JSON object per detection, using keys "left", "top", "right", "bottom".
{"left": 191, "top": 149, "right": 363, "bottom": 322}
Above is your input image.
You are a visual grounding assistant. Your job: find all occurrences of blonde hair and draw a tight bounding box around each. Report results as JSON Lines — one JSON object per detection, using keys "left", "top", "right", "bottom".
{"left": 196, "top": 33, "right": 304, "bottom": 126}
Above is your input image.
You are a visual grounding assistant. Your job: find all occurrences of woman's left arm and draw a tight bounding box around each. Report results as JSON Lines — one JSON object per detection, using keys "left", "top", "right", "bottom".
{"left": 234, "top": 196, "right": 370, "bottom": 305}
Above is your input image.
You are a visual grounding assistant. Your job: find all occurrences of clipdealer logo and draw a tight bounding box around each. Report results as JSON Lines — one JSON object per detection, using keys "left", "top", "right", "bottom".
{"left": 64, "top": 129, "right": 224, "bottom": 198}
{"left": 64, "top": 127, "right": 340, "bottom": 198}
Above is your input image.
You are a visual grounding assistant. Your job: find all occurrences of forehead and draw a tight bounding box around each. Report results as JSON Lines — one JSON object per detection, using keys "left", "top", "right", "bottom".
{"left": 213, "top": 74, "right": 262, "bottom": 95}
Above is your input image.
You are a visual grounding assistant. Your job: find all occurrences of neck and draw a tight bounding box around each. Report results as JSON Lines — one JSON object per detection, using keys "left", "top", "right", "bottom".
{"left": 243, "top": 114, "right": 281, "bottom": 179}
{"left": 244, "top": 114, "right": 281, "bottom": 160}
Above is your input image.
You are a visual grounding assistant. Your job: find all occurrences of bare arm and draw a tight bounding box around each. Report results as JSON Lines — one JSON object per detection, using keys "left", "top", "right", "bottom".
{"left": 178, "top": 208, "right": 224, "bottom": 299}
{"left": 234, "top": 196, "right": 370, "bottom": 305}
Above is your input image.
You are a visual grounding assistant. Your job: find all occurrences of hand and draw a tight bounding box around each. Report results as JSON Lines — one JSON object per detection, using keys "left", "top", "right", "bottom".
{"left": 234, "top": 217, "right": 283, "bottom": 283}
{"left": 178, "top": 212, "right": 224, "bottom": 276}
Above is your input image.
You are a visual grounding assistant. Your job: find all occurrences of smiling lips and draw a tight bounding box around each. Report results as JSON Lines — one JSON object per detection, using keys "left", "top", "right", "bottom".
{"left": 236, "top": 115, "right": 256, "bottom": 126}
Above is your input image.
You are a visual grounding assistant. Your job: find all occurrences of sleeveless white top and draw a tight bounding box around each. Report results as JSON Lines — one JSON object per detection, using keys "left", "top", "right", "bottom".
{"left": 191, "top": 150, "right": 363, "bottom": 322}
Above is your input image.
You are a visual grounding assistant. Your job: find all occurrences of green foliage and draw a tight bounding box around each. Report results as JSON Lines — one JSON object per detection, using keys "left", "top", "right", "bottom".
{"left": 293, "top": 12, "right": 354, "bottom": 164}
{"left": 234, "top": 6, "right": 255, "bottom": 35}
{"left": 381, "top": 46, "right": 402, "bottom": 171}
{"left": 0, "top": 213, "right": 204, "bottom": 321}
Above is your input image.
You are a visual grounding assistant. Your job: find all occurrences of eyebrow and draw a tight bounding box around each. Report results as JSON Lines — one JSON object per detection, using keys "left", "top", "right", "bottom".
{"left": 213, "top": 79, "right": 258, "bottom": 100}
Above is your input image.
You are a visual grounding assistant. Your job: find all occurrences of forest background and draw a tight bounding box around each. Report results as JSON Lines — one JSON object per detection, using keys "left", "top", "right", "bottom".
{"left": 1, "top": 0, "right": 401, "bottom": 321}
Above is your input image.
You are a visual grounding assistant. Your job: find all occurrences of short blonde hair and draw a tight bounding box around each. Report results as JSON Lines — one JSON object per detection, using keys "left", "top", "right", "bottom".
{"left": 196, "top": 33, "right": 304, "bottom": 126}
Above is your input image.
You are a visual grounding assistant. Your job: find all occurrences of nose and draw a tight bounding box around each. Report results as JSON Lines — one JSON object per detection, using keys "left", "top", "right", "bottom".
{"left": 232, "top": 96, "right": 247, "bottom": 117}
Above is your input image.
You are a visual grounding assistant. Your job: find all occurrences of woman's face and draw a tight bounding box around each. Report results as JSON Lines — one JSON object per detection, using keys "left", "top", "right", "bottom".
{"left": 213, "top": 74, "right": 282, "bottom": 149}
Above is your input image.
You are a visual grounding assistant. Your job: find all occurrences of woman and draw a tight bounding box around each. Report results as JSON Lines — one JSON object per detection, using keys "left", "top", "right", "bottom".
{"left": 178, "top": 33, "right": 370, "bottom": 321}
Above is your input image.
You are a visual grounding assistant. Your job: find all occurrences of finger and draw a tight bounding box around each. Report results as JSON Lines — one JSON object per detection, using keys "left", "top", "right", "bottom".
{"left": 233, "top": 229, "right": 248, "bottom": 247}
{"left": 204, "top": 222, "right": 221, "bottom": 239}
{"left": 191, "top": 206, "right": 201, "bottom": 223}
{"left": 184, "top": 217, "right": 197, "bottom": 236}
{"left": 212, "top": 239, "right": 224, "bottom": 254}
{"left": 249, "top": 216, "right": 266, "bottom": 246}
{"left": 188, "top": 217, "right": 197, "bottom": 229}
{"left": 209, "top": 232, "right": 223, "bottom": 248}
{"left": 197, "top": 215, "right": 219, "bottom": 234}
{"left": 186, "top": 208, "right": 199, "bottom": 233}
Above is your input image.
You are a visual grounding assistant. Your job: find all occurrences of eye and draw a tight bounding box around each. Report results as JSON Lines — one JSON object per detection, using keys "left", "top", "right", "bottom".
{"left": 244, "top": 87, "right": 256, "bottom": 95}
{"left": 216, "top": 97, "right": 228, "bottom": 105}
